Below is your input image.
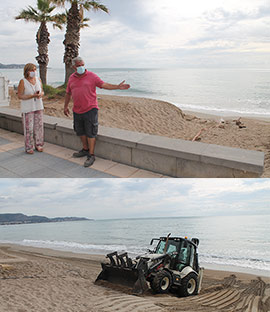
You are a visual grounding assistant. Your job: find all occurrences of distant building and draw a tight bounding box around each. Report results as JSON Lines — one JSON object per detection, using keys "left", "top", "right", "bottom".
{"left": 0, "top": 76, "right": 10, "bottom": 107}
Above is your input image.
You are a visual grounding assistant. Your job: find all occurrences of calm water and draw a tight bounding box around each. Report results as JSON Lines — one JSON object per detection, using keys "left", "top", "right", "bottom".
{"left": 1, "top": 67, "right": 270, "bottom": 117}
{"left": 0, "top": 215, "right": 269, "bottom": 276}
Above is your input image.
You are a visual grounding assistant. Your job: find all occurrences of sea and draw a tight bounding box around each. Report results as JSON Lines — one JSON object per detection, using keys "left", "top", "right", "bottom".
{"left": 0, "top": 215, "right": 269, "bottom": 277}
{"left": 1, "top": 67, "right": 270, "bottom": 117}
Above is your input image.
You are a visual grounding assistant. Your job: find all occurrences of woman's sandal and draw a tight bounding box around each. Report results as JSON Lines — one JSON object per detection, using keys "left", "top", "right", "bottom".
{"left": 26, "top": 150, "right": 34, "bottom": 154}
{"left": 35, "top": 146, "right": 43, "bottom": 152}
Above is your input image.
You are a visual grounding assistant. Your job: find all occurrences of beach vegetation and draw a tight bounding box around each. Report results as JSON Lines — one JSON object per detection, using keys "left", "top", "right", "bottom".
{"left": 50, "top": 0, "right": 108, "bottom": 84}
{"left": 43, "top": 84, "right": 66, "bottom": 98}
{"left": 15, "top": 0, "right": 66, "bottom": 85}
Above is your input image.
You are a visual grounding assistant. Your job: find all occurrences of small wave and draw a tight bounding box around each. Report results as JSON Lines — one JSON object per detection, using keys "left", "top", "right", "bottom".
{"left": 49, "top": 82, "right": 64, "bottom": 88}
{"left": 201, "top": 252, "right": 270, "bottom": 263}
{"left": 200, "top": 254, "right": 270, "bottom": 272}
{"left": 127, "top": 88, "right": 168, "bottom": 97}
{"left": 19, "top": 240, "right": 270, "bottom": 272}
{"left": 21, "top": 239, "right": 146, "bottom": 256}
{"left": 173, "top": 102, "right": 270, "bottom": 117}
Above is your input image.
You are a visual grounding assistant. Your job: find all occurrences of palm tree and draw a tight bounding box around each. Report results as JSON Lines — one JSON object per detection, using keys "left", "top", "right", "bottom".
{"left": 15, "top": 0, "right": 66, "bottom": 84}
{"left": 52, "top": 0, "right": 108, "bottom": 84}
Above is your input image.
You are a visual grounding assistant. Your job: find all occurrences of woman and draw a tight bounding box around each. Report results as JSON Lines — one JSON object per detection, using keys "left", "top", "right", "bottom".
{"left": 17, "top": 63, "right": 44, "bottom": 154}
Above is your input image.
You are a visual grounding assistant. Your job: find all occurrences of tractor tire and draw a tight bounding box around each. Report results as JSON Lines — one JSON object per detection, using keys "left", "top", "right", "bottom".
{"left": 151, "top": 270, "right": 172, "bottom": 294}
{"left": 179, "top": 272, "right": 198, "bottom": 297}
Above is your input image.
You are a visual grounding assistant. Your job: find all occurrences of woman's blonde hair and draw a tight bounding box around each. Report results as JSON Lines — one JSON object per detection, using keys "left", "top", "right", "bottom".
{"left": 23, "top": 63, "right": 36, "bottom": 78}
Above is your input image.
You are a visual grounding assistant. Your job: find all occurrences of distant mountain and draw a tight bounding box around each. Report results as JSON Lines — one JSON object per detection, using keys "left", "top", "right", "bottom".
{"left": 0, "top": 63, "right": 25, "bottom": 69}
{"left": 0, "top": 213, "right": 91, "bottom": 225}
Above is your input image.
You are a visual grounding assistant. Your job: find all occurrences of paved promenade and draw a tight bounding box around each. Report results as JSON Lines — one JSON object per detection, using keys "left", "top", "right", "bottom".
{"left": 0, "top": 128, "right": 165, "bottom": 178}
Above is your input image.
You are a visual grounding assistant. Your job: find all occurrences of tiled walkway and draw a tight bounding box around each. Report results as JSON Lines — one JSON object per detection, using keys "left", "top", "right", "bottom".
{"left": 0, "top": 128, "right": 164, "bottom": 178}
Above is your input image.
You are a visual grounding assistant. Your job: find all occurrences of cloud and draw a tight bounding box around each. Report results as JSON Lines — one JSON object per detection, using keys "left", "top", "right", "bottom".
{"left": 193, "top": 5, "right": 270, "bottom": 48}
{"left": 0, "top": 179, "right": 269, "bottom": 219}
{"left": 1, "top": 0, "right": 270, "bottom": 68}
{"left": 0, "top": 195, "right": 12, "bottom": 200}
{"left": 188, "top": 179, "right": 270, "bottom": 197}
{"left": 94, "top": 0, "right": 156, "bottom": 33}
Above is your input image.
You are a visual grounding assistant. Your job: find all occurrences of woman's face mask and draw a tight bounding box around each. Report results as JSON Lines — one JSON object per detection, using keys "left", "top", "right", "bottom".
{"left": 29, "top": 71, "right": 36, "bottom": 78}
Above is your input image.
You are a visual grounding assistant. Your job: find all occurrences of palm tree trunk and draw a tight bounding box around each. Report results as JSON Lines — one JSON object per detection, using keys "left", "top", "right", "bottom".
{"left": 39, "top": 64, "right": 48, "bottom": 85}
{"left": 65, "top": 63, "right": 75, "bottom": 84}
{"left": 36, "top": 22, "right": 50, "bottom": 85}
{"left": 63, "top": 2, "right": 81, "bottom": 84}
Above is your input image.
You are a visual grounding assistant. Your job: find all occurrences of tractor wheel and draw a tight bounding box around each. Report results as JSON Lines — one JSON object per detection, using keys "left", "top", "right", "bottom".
{"left": 179, "top": 272, "right": 198, "bottom": 297}
{"left": 151, "top": 270, "right": 172, "bottom": 294}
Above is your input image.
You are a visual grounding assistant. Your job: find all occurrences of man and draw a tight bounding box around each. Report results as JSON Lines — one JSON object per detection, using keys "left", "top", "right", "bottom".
{"left": 64, "top": 56, "right": 130, "bottom": 167}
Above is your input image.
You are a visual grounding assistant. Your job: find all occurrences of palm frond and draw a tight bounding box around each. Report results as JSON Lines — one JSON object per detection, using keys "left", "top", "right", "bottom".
{"left": 52, "top": 23, "right": 63, "bottom": 30}
{"left": 28, "top": 6, "right": 39, "bottom": 15}
{"left": 15, "top": 8, "right": 40, "bottom": 22}
{"left": 83, "top": 1, "right": 109, "bottom": 13}
{"left": 37, "top": 0, "right": 50, "bottom": 12}
{"left": 80, "top": 16, "right": 90, "bottom": 28}
{"left": 15, "top": 0, "right": 66, "bottom": 24}
{"left": 50, "top": 0, "right": 70, "bottom": 7}
{"left": 51, "top": 13, "right": 67, "bottom": 29}
{"left": 80, "top": 23, "right": 89, "bottom": 28}
{"left": 47, "top": 6, "right": 57, "bottom": 14}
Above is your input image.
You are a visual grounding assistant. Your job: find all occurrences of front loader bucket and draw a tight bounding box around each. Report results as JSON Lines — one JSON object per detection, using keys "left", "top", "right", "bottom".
{"left": 95, "top": 252, "right": 149, "bottom": 295}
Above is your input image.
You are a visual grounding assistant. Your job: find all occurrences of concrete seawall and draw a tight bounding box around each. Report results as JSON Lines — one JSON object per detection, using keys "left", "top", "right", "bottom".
{"left": 0, "top": 107, "right": 264, "bottom": 178}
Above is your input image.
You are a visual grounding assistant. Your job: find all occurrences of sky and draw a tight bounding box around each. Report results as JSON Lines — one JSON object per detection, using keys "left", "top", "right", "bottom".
{"left": 1, "top": 0, "right": 270, "bottom": 68}
{"left": 0, "top": 179, "right": 269, "bottom": 219}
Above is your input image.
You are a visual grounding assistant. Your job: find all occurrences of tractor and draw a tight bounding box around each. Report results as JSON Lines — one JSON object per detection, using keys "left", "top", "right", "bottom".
{"left": 95, "top": 234, "right": 203, "bottom": 296}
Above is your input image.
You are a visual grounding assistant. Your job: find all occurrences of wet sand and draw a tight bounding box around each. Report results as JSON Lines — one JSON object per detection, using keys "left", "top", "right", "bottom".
{"left": 9, "top": 89, "right": 270, "bottom": 177}
{"left": 0, "top": 244, "right": 269, "bottom": 312}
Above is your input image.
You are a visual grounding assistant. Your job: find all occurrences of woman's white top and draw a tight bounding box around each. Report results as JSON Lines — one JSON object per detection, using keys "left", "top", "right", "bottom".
{"left": 20, "top": 78, "right": 44, "bottom": 113}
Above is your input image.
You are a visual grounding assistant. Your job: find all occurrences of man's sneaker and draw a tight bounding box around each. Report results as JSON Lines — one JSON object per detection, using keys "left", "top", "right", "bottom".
{"left": 73, "top": 149, "right": 89, "bottom": 158}
{"left": 84, "top": 155, "right": 95, "bottom": 167}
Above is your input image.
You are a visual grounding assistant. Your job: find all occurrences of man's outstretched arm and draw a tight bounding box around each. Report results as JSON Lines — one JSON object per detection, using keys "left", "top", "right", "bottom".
{"left": 101, "top": 80, "right": 130, "bottom": 90}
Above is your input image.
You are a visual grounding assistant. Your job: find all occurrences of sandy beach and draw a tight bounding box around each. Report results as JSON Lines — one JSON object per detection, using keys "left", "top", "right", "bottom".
{"left": 8, "top": 89, "right": 270, "bottom": 177}
{"left": 0, "top": 244, "right": 269, "bottom": 312}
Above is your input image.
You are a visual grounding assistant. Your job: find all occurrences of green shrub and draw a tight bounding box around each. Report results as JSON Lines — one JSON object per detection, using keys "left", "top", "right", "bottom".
{"left": 43, "top": 84, "right": 66, "bottom": 99}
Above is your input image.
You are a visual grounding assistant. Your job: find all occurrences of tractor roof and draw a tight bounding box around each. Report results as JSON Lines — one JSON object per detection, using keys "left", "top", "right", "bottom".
{"left": 158, "top": 236, "right": 199, "bottom": 247}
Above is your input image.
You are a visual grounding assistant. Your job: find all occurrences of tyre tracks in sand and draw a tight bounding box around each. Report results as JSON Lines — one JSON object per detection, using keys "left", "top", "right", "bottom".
{"left": 94, "top": 274, "right": 270, "bottom": 312}
{"left": 151, "top": 274, "right": 270, "bottom": 312}
{"left": 91, "top": 292, "right": 165, "bottom": 312}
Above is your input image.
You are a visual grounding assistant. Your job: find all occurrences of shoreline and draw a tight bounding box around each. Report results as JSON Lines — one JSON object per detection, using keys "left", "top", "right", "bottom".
{"left": 97, "top": 93, "right": 270, "bottom": 121}
{"left": 1, "top": 243, "right": 269, "bottom": 312}
{"left": 6, "top": 78, "right": 270, "bottom": 119}
{"left": 183, "top": 109, "right": 270, "bottom": 122}
{"left": 8, "top": 86, "right": 270, "bottom": 123}
{"left": 1, "top": 242, "right": 269, "bottom": 278}
{"left": 106, "top": 92, "right": 270, "bottom": 121}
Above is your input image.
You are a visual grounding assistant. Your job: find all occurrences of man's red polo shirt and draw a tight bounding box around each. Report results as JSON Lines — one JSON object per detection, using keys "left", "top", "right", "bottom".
{"left": 66, "top": 70, "right": 104, "bottom": 114}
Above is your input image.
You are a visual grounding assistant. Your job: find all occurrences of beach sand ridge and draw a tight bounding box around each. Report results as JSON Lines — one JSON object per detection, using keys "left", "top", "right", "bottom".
{"left": 8, "top": 89, "right": 270, "bottom": 177}
{"left": 0, "top": 244, "right": 269, "bottom": 312}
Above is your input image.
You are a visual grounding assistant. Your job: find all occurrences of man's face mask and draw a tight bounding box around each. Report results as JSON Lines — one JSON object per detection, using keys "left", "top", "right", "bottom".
{"left": 76, "top": 66, "right": 85, "bottom": 75}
